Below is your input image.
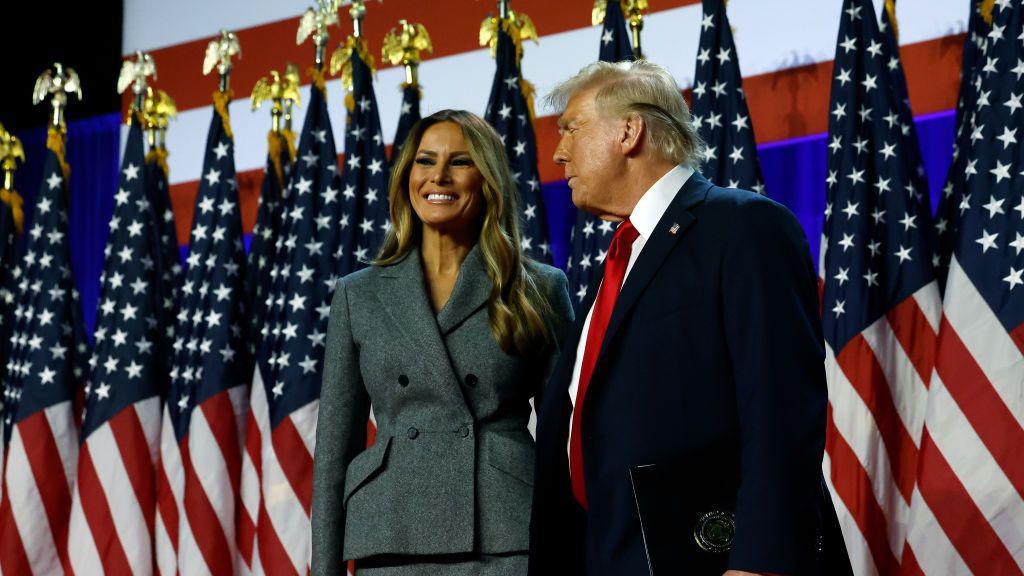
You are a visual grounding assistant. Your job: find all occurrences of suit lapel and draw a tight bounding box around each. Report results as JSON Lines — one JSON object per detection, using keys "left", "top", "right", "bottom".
{"left": 598, "top": 172, "right": 713, "bottom": 360}
{"left": 377, "top": 248, "right": 461, "bottom": 388}
{"left": 436, "top": 245, "right": 491, "bottom": 335}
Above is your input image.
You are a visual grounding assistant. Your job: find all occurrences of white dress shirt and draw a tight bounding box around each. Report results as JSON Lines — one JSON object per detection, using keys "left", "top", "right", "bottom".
{"left": 566, "top": 164, "right": 694, "bottom": 465}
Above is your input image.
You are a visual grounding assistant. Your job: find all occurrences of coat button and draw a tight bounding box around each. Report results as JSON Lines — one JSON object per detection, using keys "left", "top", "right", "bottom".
{"left": 398, "top": 375, "right": 409, "bottom": 387}
{"left": 465, "top": 374, "right": 478, "bottom": 387}
{"left": 407, "top": 427, "right": 419, "bottom": 440}
{"left": 459, "top": 425, "right": 470, "bottom": 438}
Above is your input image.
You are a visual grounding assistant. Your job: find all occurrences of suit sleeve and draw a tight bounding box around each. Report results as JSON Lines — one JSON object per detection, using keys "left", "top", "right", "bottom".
{"left": 537, "top": 267, "right": 574, "bottom": 403}
{"left": 720, "top": 196, "right": 827, "bottom": 574}
{"left": 310, "top": 278, "right": 370, "bottom": 576}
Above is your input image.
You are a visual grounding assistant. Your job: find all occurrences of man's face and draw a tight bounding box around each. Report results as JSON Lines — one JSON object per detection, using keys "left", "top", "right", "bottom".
{"left": 554, "top": 87, "right": 624, "bottom": 219}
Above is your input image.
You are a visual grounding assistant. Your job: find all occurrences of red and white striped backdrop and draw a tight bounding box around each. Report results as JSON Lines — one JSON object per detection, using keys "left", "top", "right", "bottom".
{"left": 121, "top": 0, "right": 969, "bottom": 246}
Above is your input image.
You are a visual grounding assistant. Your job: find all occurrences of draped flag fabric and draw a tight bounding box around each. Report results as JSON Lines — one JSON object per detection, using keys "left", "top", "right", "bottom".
{"left": 691, "top": 0, "right": 764, "bottom": 195}
{"left": 0, "top": 158, "right": 23, "bottom": 501}
{"left": 566, "top": 0, "right": 632, "bottom": 303}
{"left": 66, "top": 115, "right": 163, "bottom": 575}
{"left": 238, "top": 74, "right": 346, "bottom": 576}
{"left": 246, "top": 127, "right": 294, "bottom": 355}
{"left": 390, "top": 82, "right": 421, "bottom": 164}
{"left": 0, "top": 126, "right": 86, "bottom": 576}
{"left": 341, "top": 42, "right": 391, "bottom": 270}
{"left": 144, "top": 143, "right": 183, "bottom": 361}
{"left": 819, "top": 0, "right": 940, "bottom": 573}
{"left": 932, "top": 0, "right": 991, "bottom": 292}
{"left": 158, "top": 94, "right": 252, "bottom": 576}
{"left": 902, "top": 1, "right": 1024, "bottom": 573}
{"left": 484, "top": 22, "right": 551, "bottom": 263}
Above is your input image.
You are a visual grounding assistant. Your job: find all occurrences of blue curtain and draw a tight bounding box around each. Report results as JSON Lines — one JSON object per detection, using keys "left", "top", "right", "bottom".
{"left": 15, "top": 113, "right": 120, "bottom": 337}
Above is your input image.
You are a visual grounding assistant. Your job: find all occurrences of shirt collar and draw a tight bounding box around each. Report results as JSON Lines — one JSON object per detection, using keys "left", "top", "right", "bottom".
{"left": 628, "top": 164, "right": 694, "bottom": 240}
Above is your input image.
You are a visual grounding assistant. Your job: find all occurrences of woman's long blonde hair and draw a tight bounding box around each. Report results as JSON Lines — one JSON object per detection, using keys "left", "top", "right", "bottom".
{"left": 377, "top": 109, "right": 553, "bottom": 357}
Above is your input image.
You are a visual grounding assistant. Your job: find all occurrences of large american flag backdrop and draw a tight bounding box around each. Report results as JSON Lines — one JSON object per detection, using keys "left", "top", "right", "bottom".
{"left": 3, "top": 1, "right": 1020, "bottom": 575}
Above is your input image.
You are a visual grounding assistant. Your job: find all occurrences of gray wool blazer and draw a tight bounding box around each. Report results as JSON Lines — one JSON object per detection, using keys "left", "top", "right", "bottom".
{"left": 310, "top": 244, "right": 573, "bottom": 576}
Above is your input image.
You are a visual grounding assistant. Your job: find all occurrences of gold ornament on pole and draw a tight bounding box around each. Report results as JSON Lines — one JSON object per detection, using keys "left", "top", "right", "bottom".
{"left": 118, "top": 51, "right": 157, "bottom": 122}
{"left": 622, "top": 0, "right": 648, "bottom": 59}
{"left": 480, "top": 1, "right": 538, "bottom": 62}
{"left": 329, "top": 0, "right": 381, "bottom": 111}
{"left": 298, "top": 0, "right": 343, "bottom": 71}
{"left": 204, "top": 29, "right": 242, "bottom": 93}
{"left": 33, "top": 62, "right": 82, "bottom": 132}
{"left": 251, "top": 64, "right": 302, "bottom": 134}
{"left": 382, "top": 19, "right": 432, "bottom": 88}
{"left": 0, "top": 123, "right": 25, "bottom": 233}
{"left": 141, "top": 87, "right": 177, "bottom": 154}
{"left": 480, "top": 0, "right": 540, "bottom": 120}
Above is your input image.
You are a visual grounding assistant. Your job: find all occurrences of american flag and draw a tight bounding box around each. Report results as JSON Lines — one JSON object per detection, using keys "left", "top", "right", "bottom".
{"left": 144, "top": 142, "right": 184, "bottom": 365}
{"left": 690, "top": 0, "right": 764, "bottom": 195}
{"left": 819, "top": 0, "right": 940, "bottom": 573}
{"left": 158, "top": 97, "right": 252, "bottom": 576}
{"left": 238, "top": 73, "right": 347, "bottom": 575}
{"left": 341, "top": 40, "right": 391, "bottom": 268}
{"left": 0, "top": 145, "right": 23, "bottom": 502}
{"left": 65, "top": 114, "right": 165, "bottom": 575}
{"left": 902, "top": 1, "right": 1024, "bottom": 573}
{"left": 483, "top": 14, "right": 551, "bottom": 263}
{"left": 246, "top": 127, "right": 294, "bottom": 355}
{"left": 390, "top": 82, "right": 421, "bottom": 164}
{"left": 933, "top": 0, "right": 992, "bottom": 291}
{"left": 0, "top": 126, "right": 87, "bottom": 576}
{"left": 566, "top": 0, "right": 632, "bottom": 303}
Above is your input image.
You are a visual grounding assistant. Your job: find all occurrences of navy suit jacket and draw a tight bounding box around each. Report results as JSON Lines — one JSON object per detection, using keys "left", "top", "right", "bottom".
{"left": 528, "top": 173, "right": 851, "bottom": 576}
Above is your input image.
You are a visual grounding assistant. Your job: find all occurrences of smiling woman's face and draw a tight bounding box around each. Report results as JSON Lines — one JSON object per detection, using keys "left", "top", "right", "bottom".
{"left": 408, "top": 121, "right": 485, "bottom": 234}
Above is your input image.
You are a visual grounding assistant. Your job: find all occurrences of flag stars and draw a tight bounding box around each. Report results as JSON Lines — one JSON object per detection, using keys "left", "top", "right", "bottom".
{"left": 991, "top": 160, "right": 1012, "bottom": 183}
{"left": 983, "top": 195, "right": 1006, "bottom": 218}
{"left": 832, "top": 300, "right": 846, "bottom": 317}
{"left": 996, "top": 126, "right": 1018, "bottom": 149}
{"left": 894, "top": 245, "right": 913, "bottom": 263}
{"left": 1004, "top": 267, "right": 1024, "bottom": 290}
{"left": 976, "top": 230, "right": 999, "bottom": 253}
{"left": 834, "top": 267, "right": 850, "bottom": 286}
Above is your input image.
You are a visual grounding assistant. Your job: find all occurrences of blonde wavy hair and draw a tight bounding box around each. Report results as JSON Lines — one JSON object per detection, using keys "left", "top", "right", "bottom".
{"left": 377, "top": 109, "right": 554, "bottom": 357}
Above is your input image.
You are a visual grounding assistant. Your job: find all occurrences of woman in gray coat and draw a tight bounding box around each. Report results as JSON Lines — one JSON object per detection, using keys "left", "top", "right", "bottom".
{"left": 311, "top": 109, "right": 574, "bottom": 576}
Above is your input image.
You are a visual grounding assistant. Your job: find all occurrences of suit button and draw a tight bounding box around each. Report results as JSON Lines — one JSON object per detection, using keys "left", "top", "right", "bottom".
{"left": 398, "top": 375, "right": 409, "bottom": 387}
{"left": 407, "top": 427, "right": 419, "bottom": 440}
{"left": 465, "top": 374, "right": 478, "bottom": 387}
{"left": 459, "top": 425, "right": 470, "bottom": 438}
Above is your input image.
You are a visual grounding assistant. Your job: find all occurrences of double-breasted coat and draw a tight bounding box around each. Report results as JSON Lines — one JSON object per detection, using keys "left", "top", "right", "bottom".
{"left": 310, "top": 244, "right": 573, "bottom": 575}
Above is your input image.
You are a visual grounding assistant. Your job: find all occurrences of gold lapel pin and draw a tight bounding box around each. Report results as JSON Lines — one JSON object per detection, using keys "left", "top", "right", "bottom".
{"left": 669, "top": 222, "right": 680, "bottom": 235}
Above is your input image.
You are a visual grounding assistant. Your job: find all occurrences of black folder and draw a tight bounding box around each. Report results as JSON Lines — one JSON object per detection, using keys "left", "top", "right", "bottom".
{"left": 629, "top": 462, "right": 735, "bottom": 576}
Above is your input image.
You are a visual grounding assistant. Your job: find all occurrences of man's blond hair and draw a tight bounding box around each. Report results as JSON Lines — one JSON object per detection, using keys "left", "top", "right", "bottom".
{"left": 546, "top": 60, "right": 705, "bottom": 167}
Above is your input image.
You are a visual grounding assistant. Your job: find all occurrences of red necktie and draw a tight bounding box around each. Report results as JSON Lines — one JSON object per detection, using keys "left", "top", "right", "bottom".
{"left": 569, "top": 219, "right": 639, "bottom": 509}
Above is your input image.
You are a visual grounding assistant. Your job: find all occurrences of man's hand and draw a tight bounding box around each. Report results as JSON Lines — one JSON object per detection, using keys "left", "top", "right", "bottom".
{"left": 724, "top": 571, "right": 781, "bottom": 576}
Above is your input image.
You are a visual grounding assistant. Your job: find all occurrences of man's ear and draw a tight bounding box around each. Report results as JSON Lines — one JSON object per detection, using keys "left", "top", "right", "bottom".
{"left": 620, "top": 112, "right": 645, "bottom": 157}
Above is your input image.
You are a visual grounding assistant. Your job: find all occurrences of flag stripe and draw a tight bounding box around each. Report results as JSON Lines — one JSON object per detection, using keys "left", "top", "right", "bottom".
{"left": 256, "top": 496, "right": 301, "bottom": 576}
{"left": 156, "top": 408, "right": 184, "bottom": 576}
{"left": 926, "top": 374, "right": 1024, "bottom": 563}
{"left": 15, "top": 410, "right": 74, "bottom": 574}
{"left": 181, "top": 435, "right": 234, "bottom": 575}
{"left": 270, "top": 415, "right": 314, "bottom": 516}
{"left": 825, "top": 404, "right": 900, "bottom": 574}
{"left": 885, "top": 286, "right": 939, "bottom": 386}
{"left": 821, "top": 450, "right": 879, "bottom": 576}
{"left": 835, "top": 332, "right": 918, "bottom": 501}
{"left": 74, "top": 443, "right": 134, "bottom": 575}
{"left": 915, "top": 428, "right": 1022, "bottom": 574}
{"left": 109, "top": 404, "right": 159, "bottom": 540}
{"left": 0, "top": 495, "right": 32, "bottom": 576}
{"left": 903, "top": 485, "right": 971, "bottom": 576}
{"left": 5, "top": 426, "right": 64, "bottom": 575}
{"left": 94, "top": 413, "right": 157, "bottom": 575}
{"left": 934, "top": 317, "right": 1024, "bottom": 498}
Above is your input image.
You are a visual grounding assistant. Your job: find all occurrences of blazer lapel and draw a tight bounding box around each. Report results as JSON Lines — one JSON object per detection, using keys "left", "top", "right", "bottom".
{"left": 436, "top": 245, "right": 492, "bottom": 336}
{"left": 598, "top": 172, "right": 713, "bottom": 360}
{"left": 376, "top": 248, "right": 461, "bottom": 388}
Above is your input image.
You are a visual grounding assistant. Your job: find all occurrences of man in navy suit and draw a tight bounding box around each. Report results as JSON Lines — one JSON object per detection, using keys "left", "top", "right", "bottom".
{"left": 528, "top": 60, "right": 851, "bottom": 576}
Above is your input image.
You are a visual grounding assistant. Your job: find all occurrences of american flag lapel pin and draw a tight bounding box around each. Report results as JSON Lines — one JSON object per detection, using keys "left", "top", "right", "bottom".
{"left": 669, "top": 222, "right": 680, "bottom": 235}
